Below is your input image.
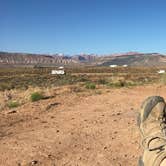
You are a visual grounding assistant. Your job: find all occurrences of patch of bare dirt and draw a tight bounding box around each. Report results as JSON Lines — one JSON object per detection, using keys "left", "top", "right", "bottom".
{"left": 0, "top": 84, "right": 166, "bottom": 166}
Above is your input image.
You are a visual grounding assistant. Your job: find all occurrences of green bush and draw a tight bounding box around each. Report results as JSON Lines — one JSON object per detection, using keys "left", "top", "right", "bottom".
{"left": 85, "top": 82, "right": 96, "bottom": 89}
{"left": 30, "top": 92, "right": 44, "bottom": 102}
{"left": 8, "top": 101, "right": 19, "bottom": 108}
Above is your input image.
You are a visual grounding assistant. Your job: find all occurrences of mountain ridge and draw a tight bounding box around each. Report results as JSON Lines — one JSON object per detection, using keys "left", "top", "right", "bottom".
{"left": 0, "top": 51, "right": 166, "bottom": 67}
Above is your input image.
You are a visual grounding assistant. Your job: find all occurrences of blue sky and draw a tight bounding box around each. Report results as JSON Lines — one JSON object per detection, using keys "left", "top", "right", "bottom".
{"left": 1, "top": 0, "right": 166, "bottom": 55}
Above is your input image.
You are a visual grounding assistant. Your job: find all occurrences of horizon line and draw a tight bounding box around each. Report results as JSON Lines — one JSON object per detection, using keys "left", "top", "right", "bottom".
{"left": 1, "top": 50, "right": 165, "bottom": 56}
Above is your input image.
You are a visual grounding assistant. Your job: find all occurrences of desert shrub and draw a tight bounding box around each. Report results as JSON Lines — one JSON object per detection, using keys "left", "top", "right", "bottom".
{"left": 160, "top": 74, "right": 166, "bottom": 84}
{"left": 125, "top": 81, "right": 137, "bottom": 86}
{"left": 107, "top": 80, "right": 137, "bottom": 88}
{"left": 30, "top": 92, "right": 44, "bottom": 102}
{"left": 98, "top": 79, "right": 107, "bottom": 84}
{"left": 107, "top": 80, "right": 125, "bottom": 88}
{"left": 85, "top": 82, "right": 96, "bottom": 89}
{"left": 0, "top": 83, "right": 14, "bottom": 91}
{"left": 70, "top": 86, "right": 82, "bottom": 93}
{"left": 7, "top": 101, "right": 19, "bottom": 108}
{"left": 78, "top": 78, "right": 88, "bottom": 82}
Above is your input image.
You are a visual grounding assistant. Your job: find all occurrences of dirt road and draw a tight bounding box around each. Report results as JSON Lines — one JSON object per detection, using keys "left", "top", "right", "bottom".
{"left": 0, "top": 84, "right": 165, "bottom": 166}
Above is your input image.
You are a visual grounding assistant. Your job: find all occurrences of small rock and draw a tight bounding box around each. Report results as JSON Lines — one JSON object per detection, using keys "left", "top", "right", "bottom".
{"left": 46, "top": 102, "right": 60, "bottom": 111}
{"left": 124, "top": 154, "right": 127, "bottom": 157}
{"left": 104, "top": 146, "right": 107, "bottom": 150}
{"left": 8, "top": 110, "right": 17, "bottom": 114}
{"left": 31, "top": 160, "right": 38, "bottom": 165}
{"left": 34, "top": 117, "right": 39, "bottom": 120}
{"left": 41, "top": 121, "right": 47, "bottom": 123}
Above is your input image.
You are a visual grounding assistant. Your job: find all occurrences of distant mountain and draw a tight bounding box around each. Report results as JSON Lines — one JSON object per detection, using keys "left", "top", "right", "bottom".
{"left": 0, "top": 52, "right": 78, "bottom": 67}
{"left": 99, "top": 53, "right": 166, "bottom": 67}
{"left": 72, "top": 52, "right": 166, "bottom": 67}
{"left": 109, "top": 52, "right": 141, "bottom": 57}
{"left": 72, "top": 54, "right": 97, "bottom": 62}
{"left": 0, "top": 51, "right": 166, "bottom": 67}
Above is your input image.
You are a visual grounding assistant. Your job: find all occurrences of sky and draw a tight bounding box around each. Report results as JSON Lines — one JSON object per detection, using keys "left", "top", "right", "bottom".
{"left": 0, "top": 0, "right": 166, "bottom": 55}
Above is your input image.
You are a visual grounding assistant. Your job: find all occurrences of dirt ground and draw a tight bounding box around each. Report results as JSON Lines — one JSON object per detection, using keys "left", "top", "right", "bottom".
{"left": 0, "top": 84, "right": 166, "bottom": 166}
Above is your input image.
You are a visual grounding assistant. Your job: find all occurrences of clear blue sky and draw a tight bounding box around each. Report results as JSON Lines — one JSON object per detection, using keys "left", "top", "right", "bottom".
{"left": 1, "top": 0, "right": 166, "bottom": 55}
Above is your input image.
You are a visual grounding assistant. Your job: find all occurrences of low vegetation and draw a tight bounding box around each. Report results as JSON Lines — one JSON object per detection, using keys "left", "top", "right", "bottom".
{"left": 0, "top": 67, "right": 163, "bottom": 91}
{"left": 0, "top": 66, "right": 164, "bottom": 112}
{"left": 98, "top": 78, "right": 107, "bottom": 85}
{"left": 30, "top": 92, "right": 44, "bottom": 102}
{"left": 160, "top": 73, "right": 166, "bottom": 84}
{"left": 85, "top": 82, "right": 96, "bottom": 89}
{"left": 107, "top": 80, "right": 138, "bottom": 88}
{"left": 7, "top": 101, "right": 20, "bottom": 108}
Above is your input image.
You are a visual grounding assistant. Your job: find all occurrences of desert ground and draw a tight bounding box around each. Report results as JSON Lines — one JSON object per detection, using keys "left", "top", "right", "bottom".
{"left": 0, "top": 82, "right": 166, "bottom": 166}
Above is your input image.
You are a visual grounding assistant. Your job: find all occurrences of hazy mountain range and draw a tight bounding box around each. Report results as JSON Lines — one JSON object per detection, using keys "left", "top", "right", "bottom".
{"left": 0, "top": 51, "right": 166, "bottom": 67}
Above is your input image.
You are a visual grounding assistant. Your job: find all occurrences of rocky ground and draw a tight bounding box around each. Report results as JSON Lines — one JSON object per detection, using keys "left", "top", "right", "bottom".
{"left": 0, "top": 84, "right": 165, "bottom": 166}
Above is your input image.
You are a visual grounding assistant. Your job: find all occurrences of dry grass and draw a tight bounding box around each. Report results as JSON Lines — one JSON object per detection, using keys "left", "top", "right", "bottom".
{"left": 0, "top": 66, "right": 162, "bottom": 91}
{"left": 0, "top": 66, "right": 164, "bottom": 111}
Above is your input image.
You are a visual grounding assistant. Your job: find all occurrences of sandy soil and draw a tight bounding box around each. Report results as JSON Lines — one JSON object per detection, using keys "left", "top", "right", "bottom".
{"left": 0, "top": 84, "right": 166, "bottom": 166}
